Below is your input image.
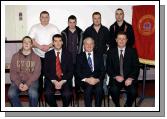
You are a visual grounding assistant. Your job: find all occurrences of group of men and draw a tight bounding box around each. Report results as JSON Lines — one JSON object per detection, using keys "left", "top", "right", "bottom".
{"left": 8, "top": 8, "right": 139, "bottom": 107}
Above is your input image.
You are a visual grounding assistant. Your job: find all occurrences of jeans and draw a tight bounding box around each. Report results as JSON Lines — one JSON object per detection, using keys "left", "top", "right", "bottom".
{"left": 8, "top": 80, "right": 39, "bottom": 107}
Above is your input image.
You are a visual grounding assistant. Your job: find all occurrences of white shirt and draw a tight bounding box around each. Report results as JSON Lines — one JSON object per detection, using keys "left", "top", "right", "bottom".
{"left": 118, "top": 47, "right": 126, "bottom": 59}
{"left": 54, "top": 49, "right": 62, "bottom": 62}
{"left": 28, "top": 23, "right": 60, "bottom": 58}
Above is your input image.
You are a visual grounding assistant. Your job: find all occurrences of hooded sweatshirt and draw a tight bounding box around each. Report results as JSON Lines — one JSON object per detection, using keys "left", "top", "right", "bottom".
{"left": 10, "top": 49, "right": 41, "bottom": 87}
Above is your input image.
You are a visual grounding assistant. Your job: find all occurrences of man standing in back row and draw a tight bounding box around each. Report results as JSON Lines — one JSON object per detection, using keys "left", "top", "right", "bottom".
{"left": 83, "top": 12, "right": 110, "bottom": 55}
{"left": 61, "top": 15, "right": 83, "bottom": 92}
{"left": 109, "top": 8, "right": 135, "bottom": 48}
{"left": 28, "top": 11, "right": 60, "bottom": 104}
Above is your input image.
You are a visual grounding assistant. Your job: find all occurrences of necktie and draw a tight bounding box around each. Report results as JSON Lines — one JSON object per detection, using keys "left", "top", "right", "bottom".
{"left": 56, "top": 52, "right": 62, "bottom": 81}
{"left": 87, "top": 53, "right": 93, "bottom": 72}
{"left": 120, "top": 50, "right": 124, "bottom": 76}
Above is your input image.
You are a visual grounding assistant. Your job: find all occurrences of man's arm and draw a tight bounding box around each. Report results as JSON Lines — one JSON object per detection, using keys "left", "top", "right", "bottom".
{"left": 44, "top": 53, "right": 57, "bottom": 81}
{"left": 32, "top": 39, "right": 42, "bottom": 49}
{"left": 128, "top": 25, "right": 135, "bottom": 47}
{"left": 10, "top": 55, "right": 21, "bottom": 87}
{"left": 106, "top": 51, "right": 118, "bottom": 78}
{"left": 62, "top": 53, "right": 73, "bottom": 84}
{"left": 76, "top": 54, "right": 87, "bottom": 80}
{"left": 128, "top": 48, "right": 140, "bottom": 80}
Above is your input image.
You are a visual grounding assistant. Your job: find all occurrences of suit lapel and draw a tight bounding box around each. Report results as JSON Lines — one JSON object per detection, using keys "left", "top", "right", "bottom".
{"left": 61, "top": 50, "right": 65, "bottom": 71}
{"left": 123, "top": 47, "right": 128, "bottom": 65}
{"left": 115, "top": 48, "right": 120, "bottom": 68}
{"left": 52, "top": 49, "right": 56, "bottom": 73}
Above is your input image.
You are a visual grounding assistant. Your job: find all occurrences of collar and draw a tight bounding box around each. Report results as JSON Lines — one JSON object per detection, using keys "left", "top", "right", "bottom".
{"left": 115, "top": 20, "right": 126, "bottom": 27}
{"left": 54, "top": 48, "right": 62, "bottom": 55}
{"left": 118, "top": 47, "right": 126, "bottom": 51}
{"left": 85, "top": 51, "right": 93, "bottom": 56}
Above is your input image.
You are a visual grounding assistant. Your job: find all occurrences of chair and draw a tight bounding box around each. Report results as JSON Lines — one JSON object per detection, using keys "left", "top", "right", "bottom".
{"left": 44, "top": 89, "right": 75, "bottom": 107}
{"left": 107, "top": 87, "right": 137, "bottom": 107}
{"left": 76, "top": 87, "right": 106, "bottom": 107}
{"left": 43, "top": 76, "right": 75, "bottom": 107}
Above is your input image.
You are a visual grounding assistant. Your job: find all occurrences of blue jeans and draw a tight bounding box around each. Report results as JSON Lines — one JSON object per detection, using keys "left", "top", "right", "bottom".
{"left": 8, "top": 80, "right": 39, "bottom": 107}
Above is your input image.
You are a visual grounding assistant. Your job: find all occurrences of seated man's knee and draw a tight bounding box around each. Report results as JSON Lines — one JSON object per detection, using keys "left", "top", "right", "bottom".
{"left": 28, "top": 88, "right": 38, "bottom": 98}
{"left": 109, "top": 85, "right": 120, "bottom": 94}
{"left": 8, "top": 89, "right": 17, "bottom": 99}
{"left": 128, "top": 88, "right": 137, "bottom": 97}
{"left": 62, "top": 91, "right": 72, "bottom": 99}
{"left": 8, "top": 85, "right": 18, "bottom": 99}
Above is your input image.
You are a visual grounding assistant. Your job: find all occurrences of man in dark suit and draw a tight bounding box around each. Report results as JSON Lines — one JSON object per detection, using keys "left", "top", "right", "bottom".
{"left": 106, "top": 31, "right": 139, "bottom": 107}
{"left": 44, "top": 34, "right": 73, "bottom": 107}
{"left": 76, "top": 37, "right": 105, "bottom": 107}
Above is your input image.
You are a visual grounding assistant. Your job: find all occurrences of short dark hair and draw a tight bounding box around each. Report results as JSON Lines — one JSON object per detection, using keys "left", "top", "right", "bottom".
{"left": 68, "top": 15, "right": 77, "bottom": 22}
{"left": 116, "top": 8, "right": 124, "bottom": 14}
{"left": 52, "top": 34, "right": 63, "bottom": 42}
{"left": 40, "top": 11, "right": 49, "bottom": 17}
{"left": 22, "top": 36, "right": 33, "bottom": 44}
{"left": 92, "top": 12, "right": 101, "bottom": 17}
{"left": 116, "top": 31, "right": 127, "bottom": 39}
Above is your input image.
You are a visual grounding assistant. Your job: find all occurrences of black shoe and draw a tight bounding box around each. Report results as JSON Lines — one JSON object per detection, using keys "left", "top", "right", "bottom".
{"left": 124, "top": 103, "right": 128, "bottom": 107}
{"left": 115, "top": 104, "right": 120, "bottom": 107}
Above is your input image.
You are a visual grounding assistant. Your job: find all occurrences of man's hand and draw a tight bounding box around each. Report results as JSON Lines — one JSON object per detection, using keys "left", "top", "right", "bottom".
{"left": 115, "top": 76, "right": 124, "bottom": 83}
{"left": 53, "top": 80, "right": 60, "bottom": 89}
{"left": 125, "top": 78, "right": 133, "bottom": 86}
{"left": 53, "top": 80, "right": 65, "bottom": 90}
{"left": 85, "top": 77, "right": 100, "bottom": 85}
{"left": 19, "top": 83, "right": 24, "bottom": 91}
{"left": 22, "top": 84, "right": 28, "bottom": 91}
{"left": 19, "top": 83, "right": 28, "bottom": 91}
{"left": 41, "top": 45, "right": 50, "bottom": 52}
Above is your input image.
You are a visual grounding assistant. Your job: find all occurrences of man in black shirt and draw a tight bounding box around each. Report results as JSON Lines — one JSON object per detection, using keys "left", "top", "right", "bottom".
{"left": 61, "top": 15, "right": 83, "bottom": 96}
{"left": 109, "top": 8, "right": 135, "bottom": 48}
{"left": 83, "top": 12, "right": 110, "bottom": 55}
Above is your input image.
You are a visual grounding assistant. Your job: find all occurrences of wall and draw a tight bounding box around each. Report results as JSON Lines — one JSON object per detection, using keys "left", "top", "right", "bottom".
{"left": 5, "top": 5, "right": 27, "bottom": 40}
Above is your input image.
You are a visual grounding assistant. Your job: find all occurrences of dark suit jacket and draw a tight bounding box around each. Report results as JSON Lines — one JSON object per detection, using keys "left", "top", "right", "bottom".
{"left": 76, "top": 51, "right": 105, "bottom": 84}
{"left": 44, "top": 49, "right": 73, "bottom": 87}
{"left": 106, "top": 47, "right": 139, "bottom": 84}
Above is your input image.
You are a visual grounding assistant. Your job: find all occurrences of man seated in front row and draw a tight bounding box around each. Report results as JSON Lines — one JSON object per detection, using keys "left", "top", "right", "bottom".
{"left": 106, "top": 31, "right": 139, "bottom": 107}
{"left": 8, "top": 36, "right": 41, "bottom": 107}
{"left": 44, "top": 34, "right": 73, "bottom": 107}
{"left": 76, "top": 37, "right": 105, "bottom": 107}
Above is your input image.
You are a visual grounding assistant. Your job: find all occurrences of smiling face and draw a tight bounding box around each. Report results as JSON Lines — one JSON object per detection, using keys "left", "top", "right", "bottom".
{"left": 83, "top": 37, "right": 95, "bottom": 53}
{"left": 116, "top": 34, "right": 127, "bottom": 48}
{"left": 22, "top": 38, "right": 33, "bottom": 51}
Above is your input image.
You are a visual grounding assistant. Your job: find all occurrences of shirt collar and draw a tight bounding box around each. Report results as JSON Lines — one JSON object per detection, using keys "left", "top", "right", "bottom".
{"left": 40, "top": 23, "right": 49, "bottom": 28}
{"left": 85, "top": 51, "right": 93, "bottom": 56}
{"left": 54, "top": 48, "right": 62, "bottom": 56}
{"left": 115, "top": 20, "right": 125, "bottom": 27}
{"left": 118, "top": 47, "right": 126, "bottom": 52}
